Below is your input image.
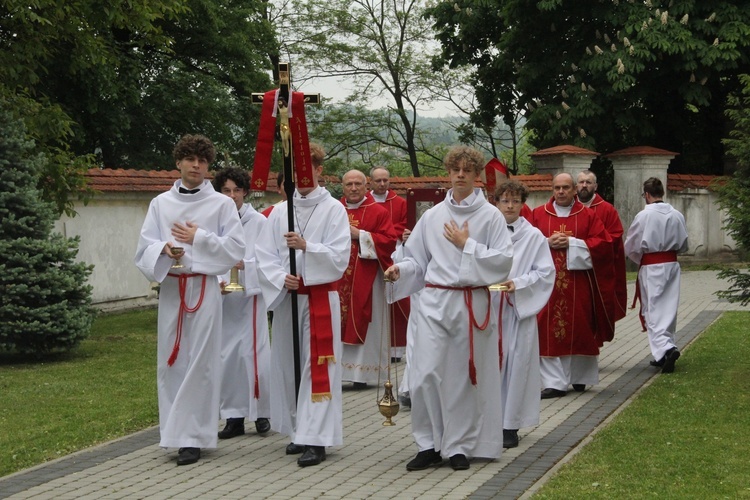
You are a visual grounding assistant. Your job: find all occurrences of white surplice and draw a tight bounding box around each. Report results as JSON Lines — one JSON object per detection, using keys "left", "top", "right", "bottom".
{"left": 492, "top": 217, "right": 555, "bottom": 430}
{"left": 624, "top": 202, "right": 688, "bottom": 361}
{"left": 134, "top": 180, "right": 245, "bottom": 449}
{"left": 219, "top": 204, "right": 270, "bottom": 422}
{"left": 389, "top": 188, "right": 513, "bottom": 459}
{"left": 255, "top": 186, "right": 350, "bottom": 447}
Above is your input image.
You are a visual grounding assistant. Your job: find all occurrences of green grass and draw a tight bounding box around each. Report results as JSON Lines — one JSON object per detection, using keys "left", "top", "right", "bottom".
{"left": 0, "top": 309, "right": 158, "bottom": 477}
{"left": 534, "top": 311, "right": 750, "bottom": 498}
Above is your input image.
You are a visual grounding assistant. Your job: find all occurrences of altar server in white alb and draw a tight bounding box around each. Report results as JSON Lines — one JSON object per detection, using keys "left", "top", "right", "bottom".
{"left": 255, "top": 143, "right": 350, "bottom": 467}
{"left": 492, "top": 181, "right": 555, "bottom": 449}
{"left": 212, "top": 167, "right": 271, "bottom": 440}
{"left": 624, "top": 177, "right": 688, "bottom": 374}
{"left": 385, "top": 145, "right": 514, "bottom": 472}
{"left": 134, "top": 134, "right": 245, "bottom": 466}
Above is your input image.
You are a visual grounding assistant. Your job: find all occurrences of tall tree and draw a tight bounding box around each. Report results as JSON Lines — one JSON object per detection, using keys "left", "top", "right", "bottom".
{"left": 428, "top": 0, "right": 750, "bottom": 174}
{"left": 35, "top": 0, "right": 276, "bottom": 170}
{"left": 715, "top": 74, "right": 750, "bottom": 305}
{"left": 0, "top": 101, "right": 95, "bottom": 355}
{"left": 1, "top": 0, "right": 187, "bottom": 214}
{"left": 1, "top": 0, "right": 276, "bottom": 214}
{"left": 281, "top": 0, "right": 442, "bottom": 176}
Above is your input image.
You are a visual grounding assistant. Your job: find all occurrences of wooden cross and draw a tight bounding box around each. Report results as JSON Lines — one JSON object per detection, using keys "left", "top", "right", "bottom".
{"left": 251, "top": 62, "right": 321, "bottom": 403}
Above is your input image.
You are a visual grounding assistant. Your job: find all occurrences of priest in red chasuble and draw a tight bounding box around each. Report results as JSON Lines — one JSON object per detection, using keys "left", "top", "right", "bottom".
{"left": 529, "top": 173, "right": 614, "bottom": 399}
{"left": 576, "top": 169, "right": 627, "bottom": 341}
{"left": 339, "top": 170, "right": 399, "bottom": 387}
{"left": 369, "top": 166, "right": 410, "bottom": 359}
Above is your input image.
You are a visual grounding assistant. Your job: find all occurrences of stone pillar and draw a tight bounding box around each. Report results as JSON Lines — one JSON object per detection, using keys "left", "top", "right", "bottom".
{"left": 530, "top": 145, "right": 599, "bottom": 178}
{"left": 608, "top": 146, "right": 678, "bottom": 234}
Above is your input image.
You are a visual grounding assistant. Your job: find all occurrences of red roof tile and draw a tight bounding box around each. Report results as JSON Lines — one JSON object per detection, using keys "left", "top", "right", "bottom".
{"left": 531, "top": 145, "right": 599, "bottom": 156}
{"left": 607, "top": 146, "right": 679, "bottom": 157}
{"left": 666, "top": 174, "right": 723, "bottom": 191}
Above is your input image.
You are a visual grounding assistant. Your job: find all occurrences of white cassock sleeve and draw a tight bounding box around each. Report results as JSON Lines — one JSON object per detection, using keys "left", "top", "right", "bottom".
{"left": 134, "top": 200, "right": 173, "bottom": 283}
{"left": 511, "top": 231, "right": 556, "bottom": 320}
{"left": 566, "top": 236, "right": 593, "bottom": 271}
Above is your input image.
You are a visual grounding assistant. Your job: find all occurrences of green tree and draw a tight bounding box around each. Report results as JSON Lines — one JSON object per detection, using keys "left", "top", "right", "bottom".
{"left": 1, "top": 0, "right": 187, "bottom": 215}
{"left": 280, "top": 0, "right": 446, "bottom": 176}
{"left": 428, "top": 0, "right": 750, "bottom": 174}
{"left": 715, "top": 74, "right": 750, "bottom": 305}
{"left": 0, "top": 102, "right": 95, "bottom": 355}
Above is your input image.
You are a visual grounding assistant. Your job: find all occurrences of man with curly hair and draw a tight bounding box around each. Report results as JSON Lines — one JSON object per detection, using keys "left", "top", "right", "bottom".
{"left": 385, "top": 145, "right": 513, "bottom": 472}
{"left": 135, "top": 134, "right": 245, "bottom": 465}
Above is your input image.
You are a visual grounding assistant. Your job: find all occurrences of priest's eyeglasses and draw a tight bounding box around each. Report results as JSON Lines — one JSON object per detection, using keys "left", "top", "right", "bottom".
{"left": 498, "top": 198, "right": 523, "bottom": 205}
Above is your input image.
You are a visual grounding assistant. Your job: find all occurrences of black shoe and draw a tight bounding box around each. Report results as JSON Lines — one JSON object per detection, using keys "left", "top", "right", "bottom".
{"left": 285, "top": 442, "right": 305, "bottom": 455}
{"left": 218, "top": 418, "right": 245, "bottom": 439}
{"left": 503, "top": 429, "right": 519, "bottom": 449}
{"left": 351, "top": 382, "right": 368, "bottom": 390}
{"left": 449, "top": 454, "right": 470, "bottom": 470}
{"left": 391, "top": 357, "right": 402, "bottom": 363}
{"left": 541, "top": 388, "right": 567, "bottom": 399}
{"left": 398, "top": 395, "right": 411, "bottom": 409}
{"left": 650, "top": 357, "right": 666, "bottom": 367}
{"left": 176, "top": 447, "right": 200, "bottom": 466}
{"left": 406, "top": 449, "right": 443, "bottom": 471}
{"left": 297, "top": 446, "right": 326, "bottom": 467}
{"left": 661, "top": 347, "right": 680, "bottom": 374}
{"left": 255, "top": 418, "right": 270, "bottom": 435}
{"left": 572, "top": 384, "right": 586, "bottom": 392}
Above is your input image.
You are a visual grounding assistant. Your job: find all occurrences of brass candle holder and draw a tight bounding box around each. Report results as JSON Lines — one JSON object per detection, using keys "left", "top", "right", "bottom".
{"left": 223, "top": 266, "right": 245, "bottom": 293}
{"left": 170, "top": 246, "right": 185, "bottom": 269}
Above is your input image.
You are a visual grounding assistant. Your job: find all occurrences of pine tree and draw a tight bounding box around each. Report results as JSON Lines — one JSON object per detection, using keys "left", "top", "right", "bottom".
{"left": 0, "top": 100, "right": 95, "bottom": 355}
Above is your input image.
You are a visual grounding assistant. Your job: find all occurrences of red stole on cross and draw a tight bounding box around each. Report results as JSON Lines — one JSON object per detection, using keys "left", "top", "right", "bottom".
{"left": 530, "top": 199, "right": 613, "bottom": 356}
{"left": 338, "top": 195, "right": 398, "bottom": 345}
{"left": 251, "top": 90, "right": 312, "bottom": 192}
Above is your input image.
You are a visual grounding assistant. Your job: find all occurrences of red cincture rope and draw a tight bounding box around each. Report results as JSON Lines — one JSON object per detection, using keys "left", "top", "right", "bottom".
{"left": 498, "top": 291, "right": 513, "bottom": 371}
{"left": 252, "top": 295, "right": 260, "bottom": 399}
{"left": 425, "top": 284, "right": 491, "bottom": 385}
{"left": 166, "top": 273, "right": 207, "bottom": 366}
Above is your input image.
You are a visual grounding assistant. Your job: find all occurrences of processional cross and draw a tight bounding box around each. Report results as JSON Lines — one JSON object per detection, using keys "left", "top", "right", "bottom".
{"left": 251, "top": 62, "right": 321, "bottom": 401}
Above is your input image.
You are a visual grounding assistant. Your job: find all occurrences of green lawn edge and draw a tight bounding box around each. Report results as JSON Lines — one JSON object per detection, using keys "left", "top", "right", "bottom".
{"left": 533, "top": 310, "right": 750, "bottom": 498}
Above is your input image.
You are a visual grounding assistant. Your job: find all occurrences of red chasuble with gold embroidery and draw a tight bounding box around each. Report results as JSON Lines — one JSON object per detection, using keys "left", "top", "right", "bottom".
{"left": 338, "top": 194, "right": 398, "bottom": 345}
{"left": 530, "top": 199, "right": 614, "bottom": 357}
{"left": 376, "top": 191, "right": 410, "bottom": 348}
{"left": 586, "top": 194, "right": 628, "bottom": 338}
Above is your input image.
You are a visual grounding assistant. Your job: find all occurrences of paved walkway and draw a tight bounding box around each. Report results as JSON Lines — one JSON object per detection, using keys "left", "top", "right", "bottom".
{"left": 1, "top": 271, "right": 746, "bottom": 499}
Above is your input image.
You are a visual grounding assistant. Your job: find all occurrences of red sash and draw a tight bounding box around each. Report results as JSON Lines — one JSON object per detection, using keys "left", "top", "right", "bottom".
{"left": 166, "top": 273, "right": 207, "bottom": 366}
{"left": 425, "top": 284, "right": 491, "bottom": 385}
{"left": 498, "top": 291, "right": 514, "bottom": 371}
{"left": 631, "top": 251, "right": 678, "bottom": 331}
{"left": 297, "top": 279, "right": 337, "bottom": 401}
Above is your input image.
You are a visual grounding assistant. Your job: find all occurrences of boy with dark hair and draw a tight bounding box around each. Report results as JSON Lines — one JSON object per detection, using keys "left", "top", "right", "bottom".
{"left": 212, "top": 167, "right": 271, "bottom": 440}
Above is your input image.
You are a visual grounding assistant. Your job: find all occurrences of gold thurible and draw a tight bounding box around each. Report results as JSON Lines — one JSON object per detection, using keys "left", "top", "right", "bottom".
{"left": 223, "top": 266, "right": 245, "bottom": 293}
{"left": 377, "top": 276, "right": 400, "bottom": 426}
{"left": 378, "top": 380, "right": 400, "bottom": 426}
